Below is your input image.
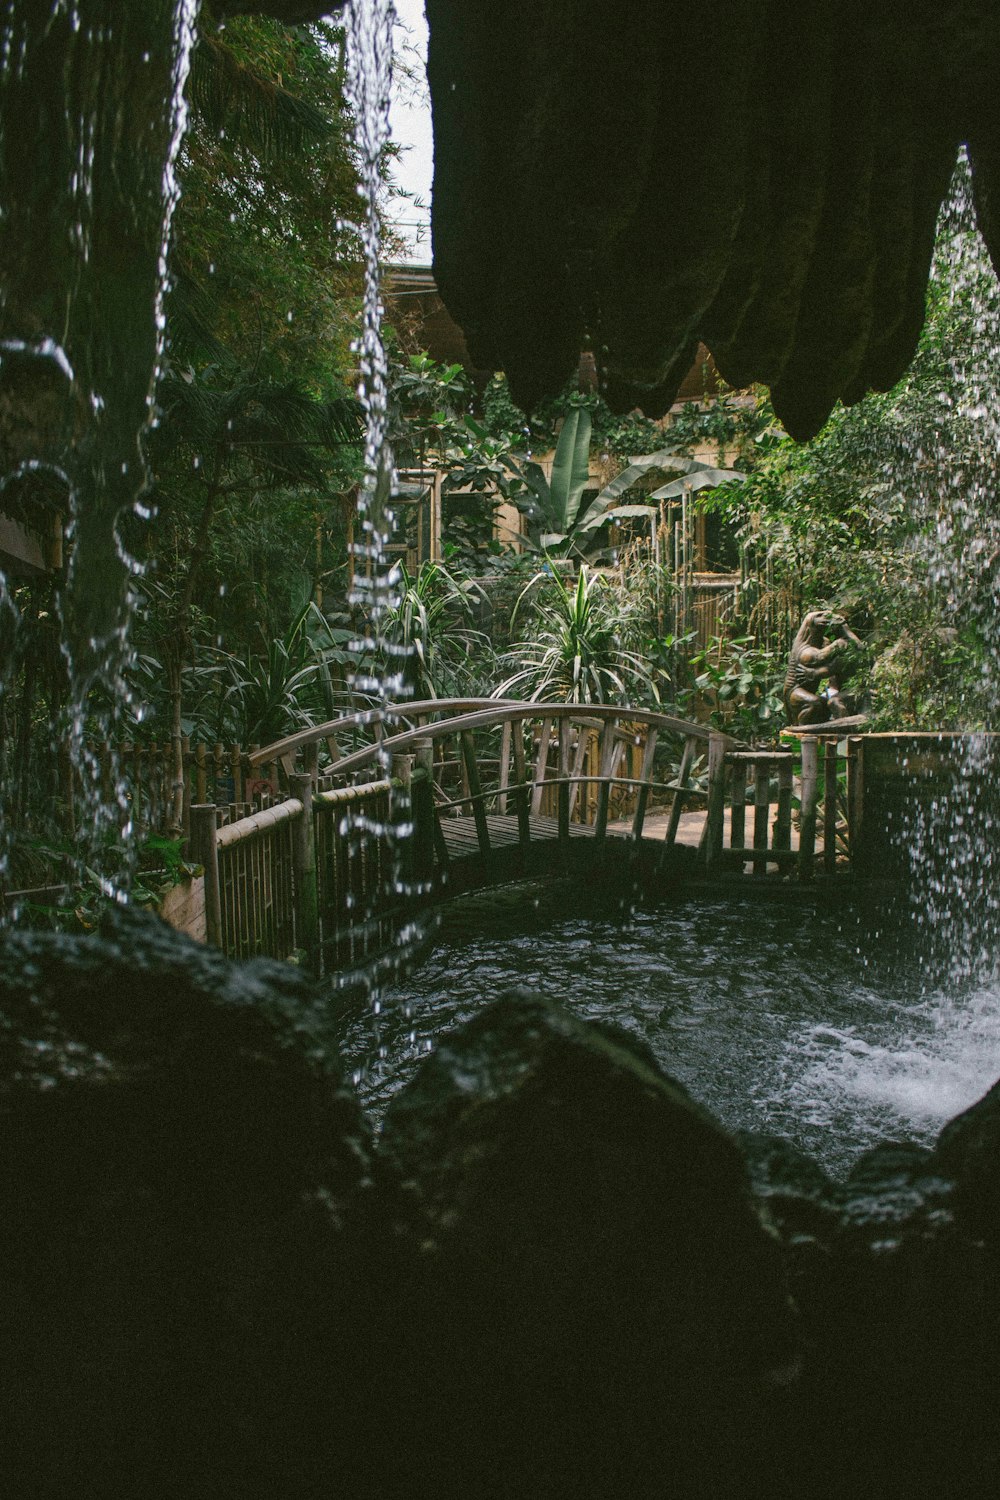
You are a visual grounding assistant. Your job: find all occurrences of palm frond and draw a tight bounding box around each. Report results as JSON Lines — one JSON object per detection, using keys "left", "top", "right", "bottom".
{"left": 189, "top": 31, "right": 335, "bottom": 162}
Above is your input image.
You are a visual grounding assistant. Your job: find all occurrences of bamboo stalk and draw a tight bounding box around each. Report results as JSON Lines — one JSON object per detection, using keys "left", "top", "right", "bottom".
{"left": 798, "top": 738, "right": 819, "bottom": 880}
{"left": 752, "top": 761, "right": 770, "bottom": 875}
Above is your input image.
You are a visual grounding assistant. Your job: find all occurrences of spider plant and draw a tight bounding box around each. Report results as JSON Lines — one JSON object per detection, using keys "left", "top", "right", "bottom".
{"left": 496, "top": 565, "right": 659, "bottom": 706}
{"left": 382, "top": 559, "right": 494, "bottom": 699}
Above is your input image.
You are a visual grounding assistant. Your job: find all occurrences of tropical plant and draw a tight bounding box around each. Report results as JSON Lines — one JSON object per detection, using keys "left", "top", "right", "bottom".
{"left": 209, "top": 600, "right": 352, "bottom": 746}
{"left": 496, "top": 565, "right": 659, "bottom": 706}
{"left": 686, "top": 635, "right": 785, "bottom": 741}
{"left": 382, "top": 560, "right": 494, "bottom": 699}
{"left": 506, "top": 406, "right": 744, "bottom": 559}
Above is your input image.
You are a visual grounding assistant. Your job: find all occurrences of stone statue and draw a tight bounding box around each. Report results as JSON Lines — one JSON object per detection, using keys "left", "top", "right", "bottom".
{"left": 783, "top": 610, "right": 865, "bottom": 725}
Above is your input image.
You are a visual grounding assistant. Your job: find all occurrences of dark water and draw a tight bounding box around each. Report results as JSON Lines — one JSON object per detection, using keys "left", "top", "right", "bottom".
{"left": 337, "top": 879, "right": 1000, "bottom": 1178}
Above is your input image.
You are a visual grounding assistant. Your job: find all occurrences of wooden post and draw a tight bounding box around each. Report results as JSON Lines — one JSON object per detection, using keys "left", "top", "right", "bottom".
{"left": 665, "top": 733, "right": 697, "bottom": 849}
{"left": 460, "top": 730, "right": 491, "bottom": 856}
{"left": 557, "top": 718, "right": 571, "bottom": 845}
{"left": 303, "top": 739, "right": 319, "bottom": 786}
{"left": 847, "top": 735, "right": 864, "bottom": 868}
{"left": 730, "top": 758, "right": 747, "bottom": 854}
{"left": 290, "top": 772, "right": 320, "bottom": 970}
{"left": 594, "top": 720, "right": 617, "bottom": 843}
{"left": 511, "top": 718, "right": 531, "bottom": 850}
{"left": 704, "top": 732, "right": 727, "bottom": 871}
{"left": 774, "top": 755, "right": 793, "bottom": 852}
{"left": 752, "top": 759, "right": 770, "bottom": 875}
{"left": 824, "top": 738, "right": 839, "bottom": 873}
{"left": 631, "top": 728, "right": 658, "bottom": 840}
{"left": 195, "top": 740, "right": 207, "bottom": 804}
{"left": 567, "top": 721, "right": 591, "bottom": 824}
{"left": 390, "top": 751, "right": 415, "bottom": 903}
{"left": 412, "top": 737, "right": 437, "bottom": 883}
{"left": 531, "top": 718, "right": 553, "bottom": 816}
{"left": 798, "top": 738, "right": 819, "bottom": 880}
{"left": 498, "top": 721, "right": 511, "bottom": 815}
{"left": 190, "top": 804, "right": 222, "bottom": 948}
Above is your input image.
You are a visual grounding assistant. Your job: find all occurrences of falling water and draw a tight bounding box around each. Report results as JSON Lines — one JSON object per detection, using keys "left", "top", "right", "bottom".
{"left": 0, "top": 0, "right": 200, "bottom": 903}
{"left": 340, "top": 0, "right": 429, "bottom": 1020}
{"left": 789, "top": 152, "right": 1000, "bottom": 1132}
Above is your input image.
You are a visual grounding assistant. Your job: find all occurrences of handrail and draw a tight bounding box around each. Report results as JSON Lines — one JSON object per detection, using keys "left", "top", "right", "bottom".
{"left": 320, "top": 704, "right": 728, "bottom": 784}
{"left": 249, "top": 697, "right": 725, "bottom": 771}
{"left": 248, "top": 698, "right": 538, "bottom": 768}
{"left": 216, "top": 797, "right": 303, "bottom": 850}
{"left": 434, "top": 773, "right": 691, "bottom": 814}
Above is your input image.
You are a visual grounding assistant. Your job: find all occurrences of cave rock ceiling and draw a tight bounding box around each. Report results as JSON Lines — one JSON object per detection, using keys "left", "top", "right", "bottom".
{"left": 422, "top": 0, "right": 1000, "bottom": 439}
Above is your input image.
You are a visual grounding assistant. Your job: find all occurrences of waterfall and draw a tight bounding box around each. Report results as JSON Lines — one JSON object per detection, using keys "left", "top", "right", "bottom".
{"left": 0, "top": 0, "right": 200, "bottom": 902}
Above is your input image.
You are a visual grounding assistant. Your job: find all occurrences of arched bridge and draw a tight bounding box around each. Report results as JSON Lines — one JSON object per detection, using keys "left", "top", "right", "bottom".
{"left": 251, "top": 698, "right": 722, "bottom": 882}
{"left": 178, "top": 699, "right": 855, "bottom": 972}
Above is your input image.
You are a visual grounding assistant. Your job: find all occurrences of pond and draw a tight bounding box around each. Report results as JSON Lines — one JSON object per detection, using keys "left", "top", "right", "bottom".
{"left": 338, "top": 878, "right": 1000, "bottom": 1178}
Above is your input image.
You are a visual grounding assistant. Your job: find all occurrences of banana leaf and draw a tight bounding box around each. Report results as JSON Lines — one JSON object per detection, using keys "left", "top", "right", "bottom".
{"left": 649, "top": 467, "right": 743, "bottom": 499}
{"left": 548, "top": 406, "right": 593, "bottom": 530}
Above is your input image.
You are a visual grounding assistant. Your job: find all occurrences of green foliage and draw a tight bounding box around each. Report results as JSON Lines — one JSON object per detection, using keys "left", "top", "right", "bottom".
{"left": 498, "top": 566, "right": 659, "bottom": 706}
{"left": 686, "top": 636, "right": 785, "bottom": 740}
{"left": 171, "top": 14, "right": 363, "bottom": 384}
{"left": 209, "top": 600, "right": 350, "bottom": 746}
{"left": 693, "top": 160, "right": 1000, "bottom": 730}
{"left": 382, "top": 560, "right": 494, "bottom": 699}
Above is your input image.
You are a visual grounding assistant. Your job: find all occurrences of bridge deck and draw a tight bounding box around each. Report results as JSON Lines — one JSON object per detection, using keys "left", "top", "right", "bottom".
{"left": 439, "top": 807, "right": 818, "bottom": 860}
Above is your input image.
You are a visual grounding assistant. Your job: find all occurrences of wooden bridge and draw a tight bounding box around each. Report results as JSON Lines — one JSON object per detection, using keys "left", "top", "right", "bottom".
{"left": 163, "top": 699, "right": 862, "bottom": 973}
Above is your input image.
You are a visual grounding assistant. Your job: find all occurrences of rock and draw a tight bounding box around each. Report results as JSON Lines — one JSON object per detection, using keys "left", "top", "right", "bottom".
{"left": 424, "top": 1, "right": 1000, "bottom": 438}
{"left": 933, "top": 1074, "right": 1000, "bottom": 1243}
{"left": 378, "top": 990, "right": 799, "bottom": 1498}
{"left": 786, "top": 1135, "right": 996, "bottom": 1500}
{"left": 0, "top": 908, "right": 375, "bottom": 1499}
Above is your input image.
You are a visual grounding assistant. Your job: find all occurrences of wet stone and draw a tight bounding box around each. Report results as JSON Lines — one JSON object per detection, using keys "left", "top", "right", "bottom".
{"left": 0, "top": 907, "right": 376, "bottom": 1499}
{"left": 378, "top": 989, "right": 800, "bottom": 1499}
{"left": 933, "top": 1073, "right": 1000, "bottom": 1244}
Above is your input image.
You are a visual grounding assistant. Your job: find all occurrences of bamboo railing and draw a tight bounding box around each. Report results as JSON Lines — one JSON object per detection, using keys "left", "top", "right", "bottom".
{"left": 703, "top": 729, "right": 861, "bottom": 877}
{"left": 85, "top": 738, "right": 283, "bottom": 842}
{"left": 188, "top": 777, "right": 395, "bottom": 973}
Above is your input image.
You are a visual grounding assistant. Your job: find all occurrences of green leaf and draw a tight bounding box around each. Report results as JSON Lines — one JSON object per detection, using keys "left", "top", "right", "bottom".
{"left": 548, "top": 406, "right": 593, "bottom": 531}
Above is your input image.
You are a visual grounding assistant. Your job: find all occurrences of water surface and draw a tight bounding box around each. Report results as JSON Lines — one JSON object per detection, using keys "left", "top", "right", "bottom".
{"left": 338, "top": 879, "right": 1000, "bottom": 1178}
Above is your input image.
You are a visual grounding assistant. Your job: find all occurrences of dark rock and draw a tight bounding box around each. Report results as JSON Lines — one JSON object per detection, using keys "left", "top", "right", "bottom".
{"left": 425, "top": 1, "right": 1000, "bottom": 438}
{"left": 933, "top": 1074, "right": 1000, "bottom": 1242}
{"left": 379, "top": 990, "right": 799, "bottom": 1498}
{"left": 789, "top": 1135, "right": 996, "bottom": 1500}
{"left": 736, "top": 1130, "right": 840, "bottom": 1254}
{"left": 0, "top": 908, "right": 375, "bottom": 1499}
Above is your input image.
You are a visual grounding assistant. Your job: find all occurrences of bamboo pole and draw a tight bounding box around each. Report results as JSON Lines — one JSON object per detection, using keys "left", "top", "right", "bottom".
{"left": 798, "top": 738, "right": 819, "bottom": 880}
{"left": 190, "top": 804, "right": 222, "bottom": 948}
{"left": 290, "top": 772, "right": 319, "bottom": 969}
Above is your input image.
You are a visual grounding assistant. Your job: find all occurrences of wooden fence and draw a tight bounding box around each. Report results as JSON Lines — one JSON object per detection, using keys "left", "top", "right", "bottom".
{"left": 186, "top": 776, "right": 396, "bottom": 973}
{"left": 84, "top": 739, "right": 284, "bottom": 842}
{"left": 703, "top": 730, "right": 862, "bottom": 877}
